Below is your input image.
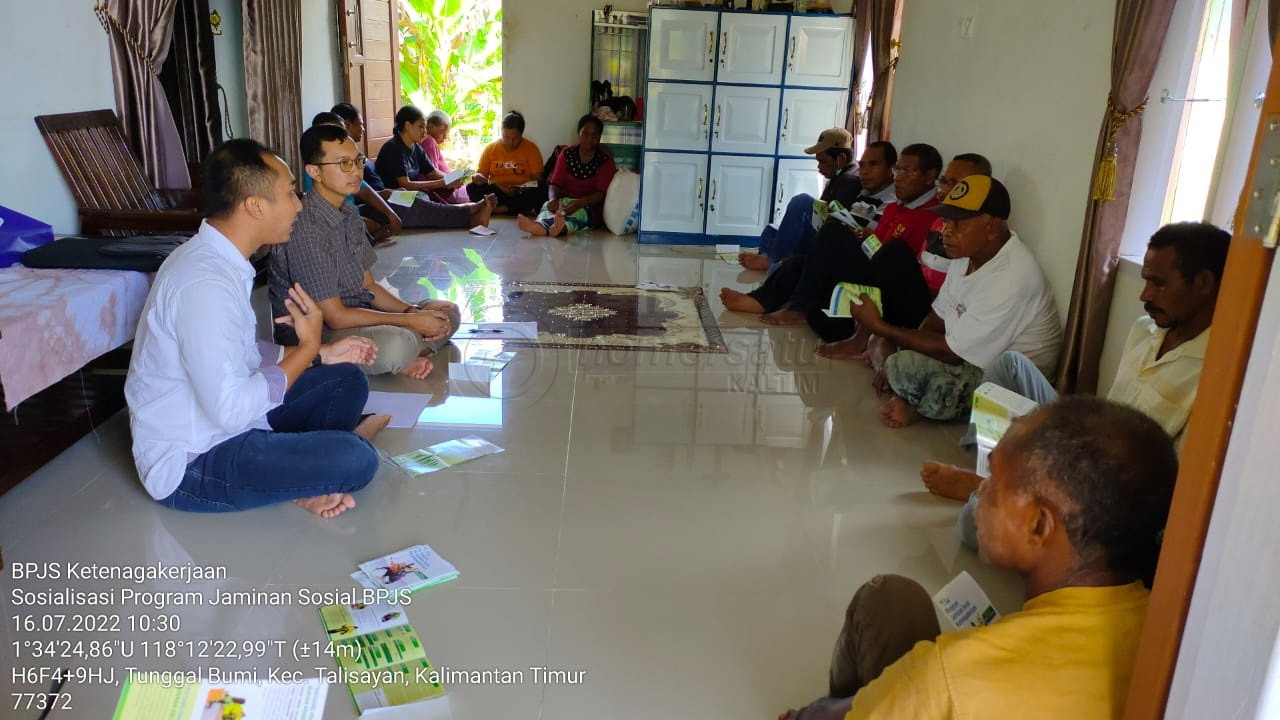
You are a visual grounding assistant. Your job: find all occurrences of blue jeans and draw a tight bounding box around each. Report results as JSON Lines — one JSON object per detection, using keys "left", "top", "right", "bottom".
{"left": 759, "top": 193, "right": 816, "bottom": 273}
{"left": 160, "top": 364, "right": 379, "bottom": 512}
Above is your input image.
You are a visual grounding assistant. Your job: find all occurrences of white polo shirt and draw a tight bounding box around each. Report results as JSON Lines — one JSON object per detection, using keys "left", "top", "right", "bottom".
{"left": 125, "top": 221, "right": 286, "bottom": 500}
{"left": 932, "top": 232, "right": 1062, "bottom": 374}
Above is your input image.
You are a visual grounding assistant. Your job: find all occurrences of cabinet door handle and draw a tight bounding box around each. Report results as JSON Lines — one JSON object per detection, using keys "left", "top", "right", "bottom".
{"left": 782, "top": 109, "right": 789, "bottom": 131}
{"left": 707, "top": 31, "right": 715, "bottom": 60}
{"left": 711, "top": 178, "right": 718, "bottom": 201}
{"left": 697, "top": 177, "right": 704, "bottom": 200}
{"left": 702, "top": 103, "right": 709, "bottom": 127}
{"left": 721, "top": 32, "right": 728, "bottom": 66}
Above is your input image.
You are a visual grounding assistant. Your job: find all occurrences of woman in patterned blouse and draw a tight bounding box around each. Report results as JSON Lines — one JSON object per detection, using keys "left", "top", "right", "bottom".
{"left": 545, "top": 114, "right": 617, "bottom": 230}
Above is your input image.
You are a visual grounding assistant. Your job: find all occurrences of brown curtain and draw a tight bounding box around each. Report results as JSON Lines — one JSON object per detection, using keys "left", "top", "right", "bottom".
{"left": 847, "top": 0, "right": 872, "bottom": 136}
{"left": 1054, "top": 0, "right": 1178, "bottom": 394}
{"left": 242, "top": 0, "right": 303, "bottom": 177}
{"left": 861, "top": 0, "right": 899, "bottom": 142}
{"left": 96, "top": 0, "right": 192, "bottom": 189}
{"left": 160, "top": 0, "right": 223, "bottom": 165}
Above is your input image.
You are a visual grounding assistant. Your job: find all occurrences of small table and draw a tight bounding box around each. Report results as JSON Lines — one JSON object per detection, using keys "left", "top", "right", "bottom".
{"left": 0, "top": 267, "right": 151, "bottom": 410}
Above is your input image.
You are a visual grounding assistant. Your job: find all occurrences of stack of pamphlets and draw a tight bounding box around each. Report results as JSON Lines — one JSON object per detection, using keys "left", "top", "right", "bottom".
{"left": 391, "top": 436, "right": 505, "bottom": 475}
{"left": 822, "top": 282, "right": 883, "bottom": 317}
{"left": 971, "top": 382, "right": 1040, "bottom": 477}
{"left": 318, "top": 601, "right": 446, "bottom": 714}
{"left": 933, "top": 571, "right": 1001, "bottom": 630}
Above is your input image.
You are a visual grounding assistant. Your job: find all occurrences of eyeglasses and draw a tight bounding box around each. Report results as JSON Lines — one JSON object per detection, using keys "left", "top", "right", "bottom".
{"left": 936, "top": 177, "right": 961, "bottom": 189}
{"left": 892, "top": 165, "right": 922, "bottom": 175}
{"left": 313, "top": 154, "right": 367, "bottom": 173}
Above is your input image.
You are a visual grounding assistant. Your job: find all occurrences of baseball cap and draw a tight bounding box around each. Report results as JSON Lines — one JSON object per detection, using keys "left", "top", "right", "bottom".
{"left": 930, "top": 175, "right": 1012, "bottom": 220}
{"left": 804, "top": 128, "right": 853, "bottom": 155}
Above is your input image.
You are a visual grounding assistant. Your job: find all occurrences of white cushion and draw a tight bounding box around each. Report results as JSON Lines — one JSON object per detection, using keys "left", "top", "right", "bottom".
{"left": 603, "top": 170, "right": 641, "bottom": 235}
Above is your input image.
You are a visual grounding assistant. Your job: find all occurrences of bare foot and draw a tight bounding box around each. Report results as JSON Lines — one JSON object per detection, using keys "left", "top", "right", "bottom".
{"left": 354, "top": 413, "right": 392, "bottom": 441}
{"left": 921, "top": 461, "right": 982, "bottom": 500}
{"left": 719, "top": 288, "right": 765, "bottom": 313}
{"left": 761, "top": 308, "right": 807, "bottom": 326}
{"left": 400, "top": 355, "right": 433, "bottom": 380}
{"left": 867, "top": 335, "right": 896, "bottom": 373}
{"left": 739, "top": 252, "right": 771, "bottom": 270}
{"left": 816, "top": 328, "right": 871, "bottom": 359}
{"left": 293, "top": 492, "right": 357, "bottom": 518}
{"left": 879, "top": 395, "right": 922, "bottom": 428}
{"left": 473, "top": 200, "right": 494, "bottom": 227}
{"left": 548, "top": 210, "right": 567, "bottom": 237}
{"left": 517, "top": 214, "right": 548, "bottom": 236}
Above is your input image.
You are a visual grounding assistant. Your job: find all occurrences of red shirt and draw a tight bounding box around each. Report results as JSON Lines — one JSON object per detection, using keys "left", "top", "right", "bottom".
{"left": 872, "top": 195, "right": 944, "bottom": 291}
{"left": 549, "top": 144, "right": 617, "bottom": 198}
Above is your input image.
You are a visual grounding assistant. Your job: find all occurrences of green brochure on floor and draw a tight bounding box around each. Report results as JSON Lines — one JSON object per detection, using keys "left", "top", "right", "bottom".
{"left": 319, "top": 602, "right": 446, "bottom": 714}
{"left": 112, "top": 676, "right": 327, "bottom": 720}
{"left": 392, "top": 436, "right": 504, "bottom": 475}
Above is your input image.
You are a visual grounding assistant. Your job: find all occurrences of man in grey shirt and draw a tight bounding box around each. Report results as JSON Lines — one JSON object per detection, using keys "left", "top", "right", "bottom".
{"left": 269, "top": 124, "right": 460, "bottom": 379}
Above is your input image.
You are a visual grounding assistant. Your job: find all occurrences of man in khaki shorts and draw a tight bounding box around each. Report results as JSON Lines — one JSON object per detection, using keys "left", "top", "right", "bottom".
{"left": 269, "top": 124, "right": 459, "bottom": 379}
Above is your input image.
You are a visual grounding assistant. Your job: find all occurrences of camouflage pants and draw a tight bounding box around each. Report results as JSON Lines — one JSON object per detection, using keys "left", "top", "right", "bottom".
{"left": 884, "top": 349, "right": 984, "bottom": 421}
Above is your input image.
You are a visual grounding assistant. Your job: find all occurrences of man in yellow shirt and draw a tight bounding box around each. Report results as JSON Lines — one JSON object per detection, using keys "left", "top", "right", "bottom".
{"left": 921, "top": 221, "right": 1228, "bottom": 548}
{"left": 779, "top": 397, "right": 1178, "bottom": 719}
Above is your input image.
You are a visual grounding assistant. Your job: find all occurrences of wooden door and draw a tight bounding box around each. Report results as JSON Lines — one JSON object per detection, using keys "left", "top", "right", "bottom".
{"left": 1122, "top": 28, "right": 1280, "bottom": 720}
{"left": 640, "top": 151, "right": 708, "bottom": 234}
{"left": 338, "top": 0, "right": 401, "bottom": 157}
{"left": 779, "top": 89, "right": 849, "bottom": 156}
{"left": 786, "top": 16, "right": 853, "bottom": 89}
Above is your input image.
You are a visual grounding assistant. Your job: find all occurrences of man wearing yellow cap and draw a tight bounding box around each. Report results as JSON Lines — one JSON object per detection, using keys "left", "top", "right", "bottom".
{"left": 841, "top": 176, "right": 1061, "bottom": 428}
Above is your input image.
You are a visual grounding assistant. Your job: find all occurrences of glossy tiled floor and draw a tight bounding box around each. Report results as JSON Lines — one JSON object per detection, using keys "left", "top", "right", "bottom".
{"left": 0, "top": 218, "right": 1022, "bottom": 719}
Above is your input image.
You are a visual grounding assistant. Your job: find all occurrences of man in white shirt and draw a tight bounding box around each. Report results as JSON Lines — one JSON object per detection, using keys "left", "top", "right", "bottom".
{"left": 920, "top": 221, "right": 1228, "bottom": 549}
{"left": 126, "top": 139, "right": 387, "bottom": 518}
{"left": 842, "top": 176, "right": 1061, "bottom": 428}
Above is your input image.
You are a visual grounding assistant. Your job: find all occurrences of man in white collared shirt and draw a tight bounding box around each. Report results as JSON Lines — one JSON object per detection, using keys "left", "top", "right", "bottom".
{"left": 126, "top": 139, "right": 385, "bottom": 518}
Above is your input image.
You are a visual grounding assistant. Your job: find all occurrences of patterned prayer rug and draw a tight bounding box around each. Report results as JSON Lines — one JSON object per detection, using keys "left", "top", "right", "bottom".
{"left": 499, "top": 282, "right": 727, "bottom": 353}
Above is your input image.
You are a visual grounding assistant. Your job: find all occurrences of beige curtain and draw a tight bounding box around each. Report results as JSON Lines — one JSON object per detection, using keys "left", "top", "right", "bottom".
{"left": 96, "top": 0, "right": 191, "bottom": 189}
{"left": 243, "top": 0, "right": 303, "bottom": 177}
{"left": 1055, "top": 0, "right": 1178, "bottom": 394}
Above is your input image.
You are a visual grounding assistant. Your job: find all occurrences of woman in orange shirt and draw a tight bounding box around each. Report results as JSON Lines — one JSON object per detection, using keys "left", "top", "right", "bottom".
{"left": 468, "top": 111, "right": 547, "bottom": 215}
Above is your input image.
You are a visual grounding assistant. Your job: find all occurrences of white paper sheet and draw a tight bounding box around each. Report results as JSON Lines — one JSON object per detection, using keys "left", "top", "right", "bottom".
{"left": 469, "top": 225, "right": 497, "bottom": 236}
{"left": 363, "top": 390, "right": 432, "bottom": 429}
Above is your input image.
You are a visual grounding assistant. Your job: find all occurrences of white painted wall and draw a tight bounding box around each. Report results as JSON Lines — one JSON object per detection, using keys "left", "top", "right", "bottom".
{"left": 0, "top": 1, "right": 116, "bottom": 234}
{"left": 209, "top": 0, "right": 248, "bottom": 139}
{"left": 890, "top": 0, "right": 1114, "bottom": 322}
{"left": 301, "top": 0, "right": 342, "bottom": 119}
{"left": 1097, "top": 258, "right": 1146, "bottom": 394}
{"left": 504, "top": 0, "right": 648, "bottom": 154}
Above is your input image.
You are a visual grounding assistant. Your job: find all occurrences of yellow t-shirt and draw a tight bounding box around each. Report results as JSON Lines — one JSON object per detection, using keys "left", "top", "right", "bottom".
{"left": 477, "top": 139, "right": 544, "bottom": 187}
{"left": 1106, "top": 315, "right": 1208, "bottom": 452}
{"left": 846, "top": 582, "right": 1150, "bottom": 719}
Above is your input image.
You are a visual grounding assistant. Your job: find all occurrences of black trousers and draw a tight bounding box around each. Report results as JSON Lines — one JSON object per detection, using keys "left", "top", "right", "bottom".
{"left": 748, "top": 221, "right": 933, "bottom": 340}
{"left": 468, "top": 182, "right": 549, "bottom": 216}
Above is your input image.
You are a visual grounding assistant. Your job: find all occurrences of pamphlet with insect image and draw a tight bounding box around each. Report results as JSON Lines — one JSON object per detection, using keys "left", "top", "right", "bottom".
{"left": 318, "top": 601, "right": 446, "bottom": 714}
{"left": 353, "top": 544, "right": 460, "bottom": 594}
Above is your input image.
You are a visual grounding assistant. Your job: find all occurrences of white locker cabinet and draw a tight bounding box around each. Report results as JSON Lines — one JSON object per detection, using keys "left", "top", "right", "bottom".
{"left": 786, "top": 16, "right": 854, "bottom": 89}
{"left": 706, "top": 155, "right": 775, "bottom": 237}
{"left": 773, "top": 158, "right": 826, "bottom": 224}
{"left": 640, "top": 151, "right": 709, "bottom": 234}
{"left": 778, "top": 89, "right": 849, "bottom": 156}
{"left": 649, "top": 8, "right": 720, "bottom": 82}
{"left": 638, "top": 8, "right": 853, "bottom": 243}
{"left": 716, "top": 13, "right": 787, "bottom": 85}
{"left": 711, "top": 85, "right": 781, "bottom": 155}
{"left": 645, "top": 82, "right": 715, "bottom": 152}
